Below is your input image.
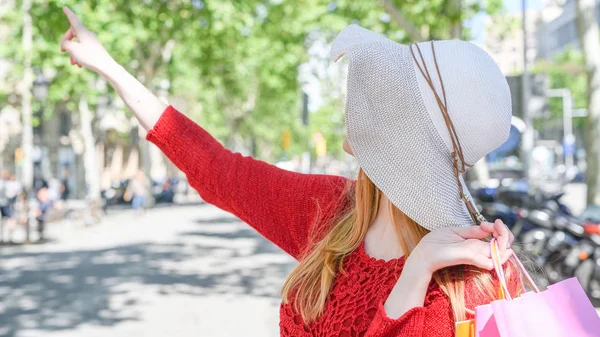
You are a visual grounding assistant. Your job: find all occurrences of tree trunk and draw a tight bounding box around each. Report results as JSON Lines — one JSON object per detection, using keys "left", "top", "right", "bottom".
{"left": 20, "top": 0, "right": 34, "bottom": 192}
{"left": 575, "top": 0, "right": 600, "bottom": 205}
{"left": 79, "top": 97, "right": 101, "bottom": 201}
{"left": 137, "top": 39, "right": 175, "bottom": 185}
{"left": 378, "top": 0, "right": 424, "bottom": 41}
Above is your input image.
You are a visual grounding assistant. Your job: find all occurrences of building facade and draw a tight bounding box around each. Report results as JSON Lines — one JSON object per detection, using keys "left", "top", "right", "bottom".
{"left": 485, "top": 11, "right": 538, "bottom": 75}
{"left": 536, "top": 0, "right": 600, "bottom": 60}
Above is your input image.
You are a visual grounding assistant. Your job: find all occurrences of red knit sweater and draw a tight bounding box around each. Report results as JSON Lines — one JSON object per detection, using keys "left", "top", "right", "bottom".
{"left": 147, "top": 106, "right": 500, "bottom": 337}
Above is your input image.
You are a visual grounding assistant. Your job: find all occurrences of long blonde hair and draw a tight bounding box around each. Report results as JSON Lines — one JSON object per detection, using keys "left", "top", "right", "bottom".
{"left": 281, "top": 169, "right": 522, "bottom": 323}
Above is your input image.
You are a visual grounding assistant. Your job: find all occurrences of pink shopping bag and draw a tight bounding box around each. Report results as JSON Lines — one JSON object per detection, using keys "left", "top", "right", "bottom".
{"left": 473, "top": 239, "right": 600, "bottom": 337}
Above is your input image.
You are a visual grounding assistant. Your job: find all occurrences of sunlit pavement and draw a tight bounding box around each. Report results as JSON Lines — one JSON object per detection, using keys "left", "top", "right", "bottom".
{"left": 1, "top": 203, "right": 599, "bottom": 337}
{"left": 0, "top": 204, "right": 294, "bottom": 337}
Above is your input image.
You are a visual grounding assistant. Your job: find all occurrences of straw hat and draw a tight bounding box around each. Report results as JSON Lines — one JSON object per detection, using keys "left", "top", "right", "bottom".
{"left": 331, "top": 25, "right": 512, "bottom": 231}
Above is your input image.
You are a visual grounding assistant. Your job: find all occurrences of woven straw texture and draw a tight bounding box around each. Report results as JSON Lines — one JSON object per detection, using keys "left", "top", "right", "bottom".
{"left": 331, "top": 25, "right": 512, "bottom": 230}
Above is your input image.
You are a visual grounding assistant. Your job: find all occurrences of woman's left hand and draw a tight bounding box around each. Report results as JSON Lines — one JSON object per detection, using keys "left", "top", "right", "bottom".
{"left": 383, "top": 219, "right": 514, "bottom": 319}
{"left": 410, "top": 219, "right": 515, "bottom": 276}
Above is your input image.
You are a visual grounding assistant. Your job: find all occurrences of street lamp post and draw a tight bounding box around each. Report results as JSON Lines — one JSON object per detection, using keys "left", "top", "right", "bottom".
{"left": 521, "top": 0, "right": 534, "bottom": 179}
{"left": 33, "top": 71, "right": 49, "bottom": 179}
{"left": 547, "top": 88, "right": 577, "bottom": 179}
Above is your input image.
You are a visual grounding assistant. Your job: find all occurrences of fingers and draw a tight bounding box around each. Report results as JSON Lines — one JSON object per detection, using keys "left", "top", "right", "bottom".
{"left": 460, "top": 238, "right": 514, "bottom": 271}
{"left": 61, "top": 39, "right": 76, "bottom": 54}
{"left": 492, "top": 219, "right": 509, "bottom": 251}
{"left": 453, "top": 225, "right": 492, "bottom": 240}
{"left": 60, "top": 27, "right": 75, "bottom": 52}
{"left": 63, "top": 7, "right": 85, "bottom": 33}
{"left": 460, "top": 239, "right": 495, "bottom": 270}
{"left": 61, "top": 27, "right": 82, "bottom": 67}
{"left": 481, "top": 219, "right": 513, "bottom": 249}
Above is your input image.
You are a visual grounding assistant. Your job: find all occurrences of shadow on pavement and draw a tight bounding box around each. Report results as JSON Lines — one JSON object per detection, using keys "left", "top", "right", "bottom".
{"left": 0, "top": 215, "right": 294, "bottom": 337}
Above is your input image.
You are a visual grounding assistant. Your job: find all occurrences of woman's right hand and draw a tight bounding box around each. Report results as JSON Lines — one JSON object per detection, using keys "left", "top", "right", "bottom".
{"left": 60, "top": 7, "right": 114, "bottom": 72}
{"left": 58, "top": 6, "right": 166, "bottom": 130}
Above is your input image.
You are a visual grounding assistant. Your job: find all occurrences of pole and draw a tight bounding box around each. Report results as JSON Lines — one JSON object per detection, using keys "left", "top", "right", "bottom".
{"left": 563, "top": 90, "right": 574, "bottom": 174}
{"left": 20, "top": 0, "right": 34, "bottom": 192}
{"left": 548, "top": 88, "right": 575, "bottom": 179}
{"left": 521, "top": 0, "right": 534, "bottom": 178}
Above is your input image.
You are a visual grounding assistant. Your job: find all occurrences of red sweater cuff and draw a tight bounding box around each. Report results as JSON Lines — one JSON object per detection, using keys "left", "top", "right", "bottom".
{"left": 365, "top": 302, "right": 427, "bottom": 337}
{"left": 146, "top": 105, "right": 179, "bottom": 145}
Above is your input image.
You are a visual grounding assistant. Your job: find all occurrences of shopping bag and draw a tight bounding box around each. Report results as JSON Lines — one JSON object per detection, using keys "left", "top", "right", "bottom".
{"left": 457, "top": 238, "right": 600, "bottom": 337}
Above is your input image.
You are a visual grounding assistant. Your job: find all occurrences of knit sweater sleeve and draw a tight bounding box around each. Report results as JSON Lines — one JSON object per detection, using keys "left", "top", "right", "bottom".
{"left": 365, "top": 285, "right": 454, "bottom": 337}
{"left": 146, "top": 106, "right": 351, "bottom": 258}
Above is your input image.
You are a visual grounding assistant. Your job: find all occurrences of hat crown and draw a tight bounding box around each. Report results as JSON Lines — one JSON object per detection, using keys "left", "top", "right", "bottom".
{"left": 411, "top": 40, "right": 512, "bottom": 166}
{"left": 332, "top": 25, "right": 512, "bottom": 166}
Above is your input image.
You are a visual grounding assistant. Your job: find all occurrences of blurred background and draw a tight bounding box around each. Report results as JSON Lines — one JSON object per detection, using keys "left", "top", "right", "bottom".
{"left": 1, "top": 0, "right": 600, "bottom": 336}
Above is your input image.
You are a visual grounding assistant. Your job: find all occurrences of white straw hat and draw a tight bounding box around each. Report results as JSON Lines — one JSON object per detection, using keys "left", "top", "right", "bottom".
{"left": 331, "top": 25, "right": 512, "bottom": 231}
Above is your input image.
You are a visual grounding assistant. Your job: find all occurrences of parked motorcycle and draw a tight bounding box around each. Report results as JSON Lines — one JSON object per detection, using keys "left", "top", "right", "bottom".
{"left": 543, "top": 220, "right": 600, "bottom": 306}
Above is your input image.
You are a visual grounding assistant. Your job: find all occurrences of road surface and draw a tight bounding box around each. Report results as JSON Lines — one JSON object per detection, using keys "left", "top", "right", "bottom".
{"left": 0, "top": 204, "right": 293, "bottom": 337}
{"left": 1, "top": 202, "right": 598, "bottom": 337}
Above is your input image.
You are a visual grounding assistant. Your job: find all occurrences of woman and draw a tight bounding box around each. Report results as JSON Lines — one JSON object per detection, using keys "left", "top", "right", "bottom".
{"left": 60, "top": 7, "right": 520, "bottom": 336}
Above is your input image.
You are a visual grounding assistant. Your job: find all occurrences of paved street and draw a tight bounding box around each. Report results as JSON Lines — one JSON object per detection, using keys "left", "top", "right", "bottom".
{"left": 0, "top": 204, "right": 294, "bottom": 337}
{"left": 2, "top": 202, "right": 599, "bottom": 337}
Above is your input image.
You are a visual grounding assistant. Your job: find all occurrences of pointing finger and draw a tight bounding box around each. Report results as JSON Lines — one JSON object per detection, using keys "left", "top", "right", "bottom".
{"left": 63, "top": 7, "right": 85, "bottom": 33}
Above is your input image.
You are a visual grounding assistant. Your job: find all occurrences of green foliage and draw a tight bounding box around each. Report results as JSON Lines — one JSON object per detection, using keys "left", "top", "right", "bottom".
{"left": 1, "top": 0, "right": 503, "bottom": 161}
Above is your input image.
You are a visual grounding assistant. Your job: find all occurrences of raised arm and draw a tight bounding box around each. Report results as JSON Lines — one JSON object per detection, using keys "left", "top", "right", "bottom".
{"left": 60, "top": 7, "right": 352, "bottom": 258}
{"left": 147, "top": 106, "right": 352, "bottom": 257}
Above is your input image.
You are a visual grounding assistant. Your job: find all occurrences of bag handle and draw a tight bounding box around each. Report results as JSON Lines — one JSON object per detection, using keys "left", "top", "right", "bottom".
{"left": 490, "top": 239, "right": 540, "bottom": 301}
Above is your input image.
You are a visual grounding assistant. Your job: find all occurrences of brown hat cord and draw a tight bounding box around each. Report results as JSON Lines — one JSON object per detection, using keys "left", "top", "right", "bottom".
{"left": 410, "top": 42, "right": 487, "bottom": 225}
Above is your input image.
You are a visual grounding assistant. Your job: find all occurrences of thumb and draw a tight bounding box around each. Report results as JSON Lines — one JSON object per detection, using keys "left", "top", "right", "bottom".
{"left": 452, "top": 225, "right": 492, "bottom": 240}
{"left": 61, "top": 39, "right": 77, "bottom": 53}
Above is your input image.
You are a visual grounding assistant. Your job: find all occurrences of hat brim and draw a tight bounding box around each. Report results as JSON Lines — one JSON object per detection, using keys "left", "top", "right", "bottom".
{"left": 336, "top": 26, "right": 477, "bottom": 230}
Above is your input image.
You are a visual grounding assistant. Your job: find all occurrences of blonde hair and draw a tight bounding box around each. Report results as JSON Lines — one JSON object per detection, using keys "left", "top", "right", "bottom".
{"left": 281, "top": 169, "right": 523, "bottom": 323}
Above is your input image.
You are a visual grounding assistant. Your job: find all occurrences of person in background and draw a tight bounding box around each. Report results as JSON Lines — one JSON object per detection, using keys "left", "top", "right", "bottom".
{"left": 127, "top": 170, "right": 149, "bottom": 214}
{"left": 60, "top": 166, "right": 71, "bottom": 201}
{"left": 14, "top": 190, "right": 29, "bottom": 242}
{"left": 48, "top": 178, "right": 63, "bottom": 202}
{"left": 35, "top": 187, "right": 54, "bottom": 241}
{"left": 32, "top": 171, "right": 48, "bottom": 193}
{"left": 0, "top": 170, "right": 12, "bottom": 242}
{"left": 3, "top": 174, "right": 22, "bottom": 243}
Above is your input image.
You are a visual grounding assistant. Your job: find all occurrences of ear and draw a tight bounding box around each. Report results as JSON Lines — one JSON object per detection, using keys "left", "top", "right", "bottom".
{"left": 330, "top": 24, "right": 390, "bottom": 62}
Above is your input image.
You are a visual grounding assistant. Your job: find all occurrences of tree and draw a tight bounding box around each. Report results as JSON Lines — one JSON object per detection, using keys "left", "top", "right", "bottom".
{"left": 1, "top": 0, "right": 505, "bottom": 191}
{"left": 20, "top": 0, "right": 34, "bottom": 193}
{"left": 574, "top": 0, "right": 600, "bottom": 204}
{"left": 377, "top": 0, "right": 502, "bottom": 41}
